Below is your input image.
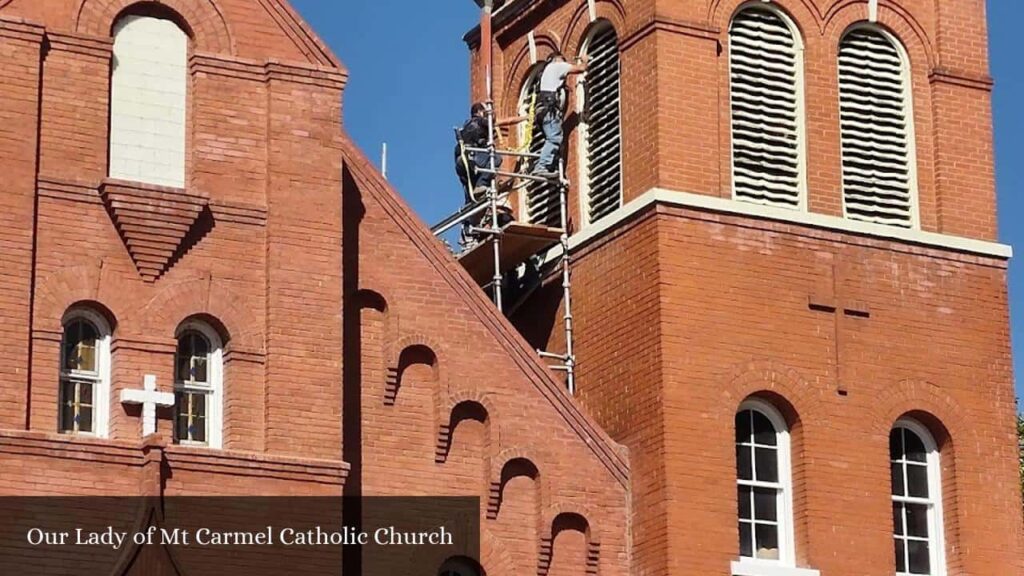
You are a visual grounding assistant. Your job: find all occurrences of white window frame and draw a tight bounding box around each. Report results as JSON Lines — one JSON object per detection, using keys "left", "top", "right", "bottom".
{"left": 727, "top": 2, "right": 809, "bottom": 212}
{"left": 576, "top": 20, "right": 624, "bottom": 228}
{"left": 837, "top": 24, "right": 921, "bottom": 230}
{"left": 173, "top": 320, "right": 223, "bottom": 449}
{"left": 890, "top": 418, "right": 946, "bottom": 576}
{"left": 59, "top": 309, "right": 112, "bottom": 438}
{"left": 734, "top": 398, "right": 798, "bottom": 571}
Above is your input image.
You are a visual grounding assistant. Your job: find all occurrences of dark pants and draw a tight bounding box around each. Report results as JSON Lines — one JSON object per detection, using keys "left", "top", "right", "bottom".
{"left": 456, "top": 149, "right": 503, "bottom": 204}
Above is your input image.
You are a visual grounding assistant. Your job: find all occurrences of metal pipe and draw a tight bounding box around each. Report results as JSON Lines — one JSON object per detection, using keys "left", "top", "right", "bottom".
{"left": 477, "top": 168, "right": 557, "bottom": 183}
{"left": 557, "top": 160, "right": 576, "bottom": 395}
{"left": 464, "top": 146, "right": 541, "bottom": 160}
{"left": 481, "top": 0, "right": 494, "bottom": 103}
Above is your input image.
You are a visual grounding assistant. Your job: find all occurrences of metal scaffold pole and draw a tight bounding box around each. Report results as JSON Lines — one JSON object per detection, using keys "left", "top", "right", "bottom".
{"left": 557, "top": 163, "right": 576, "bottom": 395}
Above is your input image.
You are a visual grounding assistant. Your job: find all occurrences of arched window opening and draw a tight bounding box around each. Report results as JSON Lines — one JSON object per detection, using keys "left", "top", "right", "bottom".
{"left": 173, "top": 321, "right": 223, "bottom": 448}
{"left": 60, "top": 310, "right": 112, "bottom": 436}
{"left": 890, "top": 420, "right": 945, "bottom": 575}
{"left": 520, "top": 65, "right": 561, "bottom": 228}
{"left": 438, "top": 556, "right": 482, "bottom": 576}
{"left": 838, "top": 27, "right": 918, "bottom": 228}
{"left": 579, "top": 21, "right": 622, "bottom": 225}
{"left": 109, "top": 13, "right": 189, "bottom": 188}
{"left": 728, "top": 6, "right": 806, "bottom": 209}
{"left": 735, "top": 399, "right": 795, "bottom": 566}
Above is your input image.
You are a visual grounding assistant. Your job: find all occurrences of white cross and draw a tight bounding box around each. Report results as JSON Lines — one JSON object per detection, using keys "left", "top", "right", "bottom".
{"left": 121, "top": 375, "right": 175, "bottom": 438}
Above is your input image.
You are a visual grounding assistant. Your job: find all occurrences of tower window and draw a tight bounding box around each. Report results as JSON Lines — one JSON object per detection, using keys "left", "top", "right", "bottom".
{"left": 735, "top": 400, "right": 795, "bottom": 566}
{"left": 59, "top": 310, "right": 112, "bottom": 436}
{"left": 173, "top": 322, "right": 223, "bottom": 448}
{"left": 580, "top": 22, "right": 622, "bottom": 224}
{"left": 109, "top": 14, "right": 188, "bottom": 188}
{"left": 838, "top": 28, "right": 917, "bottom": 228}
{"left": 890, "top": 420, "right": 945, "bottom": 575}
{"left": 728, "top": 7, "right": 805, "bottom": 209}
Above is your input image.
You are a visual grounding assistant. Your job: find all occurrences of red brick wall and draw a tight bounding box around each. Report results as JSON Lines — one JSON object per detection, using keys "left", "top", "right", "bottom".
{"left": 480, "top": 0, "right": 1021, "bottom": 575}
{"left": 0, "top": 2, "right": 633, "bottom": 575}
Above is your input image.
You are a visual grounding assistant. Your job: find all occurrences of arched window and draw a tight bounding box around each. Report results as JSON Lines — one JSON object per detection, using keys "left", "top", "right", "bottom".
{"left": 173, "top": 321, "right": 223, "bottom": 448}
{"left": 735, "top": 399, "right": 794, "bottom": 566}
{"left": 728, "top": 6, "right": 806, "bottom": 209}
{"left": 519, "top": 65, "right": 561, "bottom": 228}
{"left": 438, "top": 556, "right": 482, "bottom": 576}
{"left": 890, "top": 419, "right": 945, "bottom": 575}
{"left": 109, "top": 13, "right": 189, "bottom": 188}
{"left": 579, "top": 21, "right": 622, "bottom": 225}
{"left": 60, "top": 309, "right": 112, "bottom": 437}
{"left": 838, "top": 27, "right": 918, "bottom": 228}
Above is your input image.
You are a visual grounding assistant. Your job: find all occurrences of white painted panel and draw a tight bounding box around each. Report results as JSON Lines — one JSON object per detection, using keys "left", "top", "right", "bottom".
{"left": 109, "top": 15, "right": 188, "bottom": 188}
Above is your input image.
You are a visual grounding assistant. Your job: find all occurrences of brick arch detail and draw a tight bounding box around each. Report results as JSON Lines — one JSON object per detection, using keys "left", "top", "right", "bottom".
{"left": 562, "top": 0, "right": 627, "bottom": 58}
{"left": 538, "top": 509, "right": 601, "bottom": 576}
{"left": 709, "top": 0, "right": 825, "bottom": 32}
{"left": 865, "top": 378, "right": 970, "bottom": 443}
{"left": 33, "top": 261, "right": 125, "bottom": 332}
{"left": 127, "top": 275, "right": 262, "bottom": 352}
{"left": 822, "top": 0, "right": 936, "bottom": 69}
{"left": 384, "top": 335, "right": 445, "bottom": 406}
{"left": 501, "top": 33, "right": 559, "bottom": 119}
{"left": 74, "top": 0, "right": 233, "bottom": 54}
{"left": 435, "top": 393, "right": 499, "bottom": 464}
{"left": 487, "top": 449, "right": 547, "bottom": 520}
{"left": 713, "top": 359, "right": 823, "bottom": 423}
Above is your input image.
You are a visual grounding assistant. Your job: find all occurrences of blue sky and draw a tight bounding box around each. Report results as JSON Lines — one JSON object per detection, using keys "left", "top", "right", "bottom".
{"left": 294, "top": 1, "right": 1022, "bottom": 400}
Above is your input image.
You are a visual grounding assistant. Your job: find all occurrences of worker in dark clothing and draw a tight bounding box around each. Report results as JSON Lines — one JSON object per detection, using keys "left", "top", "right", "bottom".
{"left": 455, "top": 103, "right": 503, "bottom": 204}
{"left": 531, "top": 52, "right": 587, "bottom": 179}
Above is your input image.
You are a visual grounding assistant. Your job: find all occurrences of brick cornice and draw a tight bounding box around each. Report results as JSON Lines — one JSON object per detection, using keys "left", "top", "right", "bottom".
{"left": 621, "top": 16, "right": 720, "bottom": 52}
{"left": 37, "top": 176, "right": 102, "bottom": 205}
{"left": 266, "top": 60, "right": 347, "bottom": 90}
{"left": 190, "top": 52, "right": 348, "bottom": 90}
{"left": 45, "top": 30, "right": 111, "bottom": 59}
{"left": 0, "top": 430, "right": 146, "bottom": 467}
{"left": 190, "top": 52, "right": 267, "bottom": 82}
{"left": 567, "top": 188, "right": 1011, "bottom": 266}
{"left": 164, "top": 446, "right": 348, "bottom": 486}
{"left": 0, "top": 16, "right": 45, "bottom": 45}
{"left": 210, "top": 199, "right": 268, "bottom": 226}
{"left": 0, "top": 431, "right": 348, "bottom": 486}
{"left": 929, "top": 67, "right": 994, "bottom": 92}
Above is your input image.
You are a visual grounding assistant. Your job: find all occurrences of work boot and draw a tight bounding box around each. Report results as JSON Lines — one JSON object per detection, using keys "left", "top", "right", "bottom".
{"left": 472, "top": 185, "right": 489, "bottom": 200}
{"left": 530, "top": 169, "right": 559, "bottom": 180}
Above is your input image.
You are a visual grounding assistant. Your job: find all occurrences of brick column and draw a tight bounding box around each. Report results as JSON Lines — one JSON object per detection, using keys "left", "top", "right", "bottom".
{"left": 264, "top": 62, "right": 347, "bottom": 457}
{"left": 0, "top": 18, "right": 44, "bottom": 430}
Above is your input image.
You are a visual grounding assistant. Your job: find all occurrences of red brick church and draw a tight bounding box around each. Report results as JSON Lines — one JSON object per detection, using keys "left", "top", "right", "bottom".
{"left": 0, "top": 0, "right": 1020, "bottom": 574}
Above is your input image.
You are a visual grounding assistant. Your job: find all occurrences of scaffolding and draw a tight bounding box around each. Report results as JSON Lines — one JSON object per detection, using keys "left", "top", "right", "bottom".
{"left": 431, "top": 0, "right": 577, "bottom": 394}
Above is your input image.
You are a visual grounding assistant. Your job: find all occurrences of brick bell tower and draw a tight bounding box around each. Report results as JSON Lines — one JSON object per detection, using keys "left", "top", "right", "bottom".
{"left": 469, "top": 1, "right": 1023, "bottom": 575}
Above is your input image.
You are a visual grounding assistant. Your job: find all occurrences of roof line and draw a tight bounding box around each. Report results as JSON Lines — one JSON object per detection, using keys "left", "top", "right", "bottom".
{"left": 339, "top": 134, "right": 630, "bottom": 488}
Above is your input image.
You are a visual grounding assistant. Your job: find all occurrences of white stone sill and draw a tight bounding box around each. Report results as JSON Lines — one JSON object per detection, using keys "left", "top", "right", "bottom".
{"left": 731, "top": 560, "right": 821, "bottom": 576}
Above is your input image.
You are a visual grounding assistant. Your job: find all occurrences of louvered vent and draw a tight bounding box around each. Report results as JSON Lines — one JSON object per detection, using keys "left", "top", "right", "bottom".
{"left": 729, "top": 8, "right": 803, "bottom": 208}
{"left": 838, "top": 29, "right": 915, "bottom": 227}
{"left": 583, "top": 23, "right": 622, "bottom": 223}
{"left": 521, "top": 73, "right": 561, "bottom": 228}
